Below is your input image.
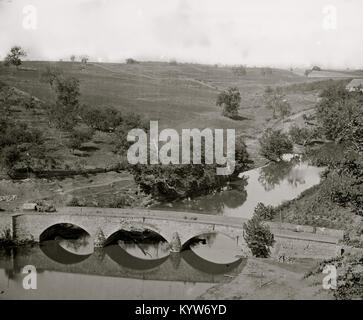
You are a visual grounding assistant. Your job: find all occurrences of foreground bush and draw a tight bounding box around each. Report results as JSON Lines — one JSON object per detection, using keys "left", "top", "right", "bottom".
{"left": 305, "top": 252, "right": 363, "bottom": 300}
{"left": 0, "top": 116, "right": 52, "bottom": 173}
{"left": 243, "top": 214, "right": 275, "bottom": 258}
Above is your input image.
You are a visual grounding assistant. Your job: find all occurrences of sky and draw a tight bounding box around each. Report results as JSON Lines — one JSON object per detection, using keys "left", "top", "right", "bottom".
{"left": 0, "top": 0, "right": 362, "bottom": 68}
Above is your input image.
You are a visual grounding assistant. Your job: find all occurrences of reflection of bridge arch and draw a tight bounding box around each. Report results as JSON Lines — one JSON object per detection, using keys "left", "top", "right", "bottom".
{"left": 181, "top": 250, "right": 245, "bottom": 275}
{"left": 40, "top": 240, "right": 92, "bottom": 265}
{"left": 104, "top": 244, "right": 169, "bottom": 271}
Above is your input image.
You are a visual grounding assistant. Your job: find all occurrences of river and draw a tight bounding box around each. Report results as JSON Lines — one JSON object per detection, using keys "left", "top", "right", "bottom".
{"left": 0, "top": 158, "right": 324, "bottom": 299}
{"left": 154, "top": 158, "right": 324, "bottom": 218}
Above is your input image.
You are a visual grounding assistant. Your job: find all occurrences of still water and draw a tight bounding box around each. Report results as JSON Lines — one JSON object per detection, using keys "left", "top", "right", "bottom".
{"left": 0, "top": 158, "right": 324, "bottom": 299}
{"left": 0, "top": 233, "right": 245, "bottom": 300}
{"left": 154, "top": 159, "right": 324, "bottom": 218}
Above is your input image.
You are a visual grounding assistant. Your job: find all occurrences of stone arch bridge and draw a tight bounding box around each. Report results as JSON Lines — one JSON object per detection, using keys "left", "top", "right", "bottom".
{"left": 12, "top": 207, "right": 250, "bottom": 253}
{"left": 10, "top": 206, "right": 344, "bottom": 258}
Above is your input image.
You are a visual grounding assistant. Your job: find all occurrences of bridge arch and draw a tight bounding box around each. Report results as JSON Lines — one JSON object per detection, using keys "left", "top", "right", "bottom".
{"left": 103, "top": 227, "right": 169, "bottom": 247}
{"left": 39, "top": 222, "right": 91, "bottom": 242}
{"left": 102, "top": 223, "right": 172, "bottom": 248}
{"left": 181, "top": 230, "right": 237, "bottom": 250}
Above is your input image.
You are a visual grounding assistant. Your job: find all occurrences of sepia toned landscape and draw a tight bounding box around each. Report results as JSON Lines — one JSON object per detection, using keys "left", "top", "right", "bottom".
{"left": 0, "top": 0, "right": 362, "bottom": 301}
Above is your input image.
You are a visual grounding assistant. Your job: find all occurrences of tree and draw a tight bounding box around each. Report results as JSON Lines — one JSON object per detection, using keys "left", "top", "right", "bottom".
{"left": 129, "top": 136, "right": 252, "bottom": 201}
{"left": 126, "top": 58, "right": 139, "bottom": 64}
{"left": 4, "top": 46, "right": 26, "bottom": 69}
{"left": 316, "top": 84, "right": 363, "bottom": 151}
{"left": 288, "top": 124, "right": 318, "bottom": 146}
{"left": 216, "top": 87, "right": 241, "bottom": 118}
{"left": 263, "top": 87, "right": 291, "bottom": 119}
{"left": 48, "top": 76, "right": 81, "bottom": 130}
{"left": 80, "top": 56, "right": 89, "bottom": 64}
{"left": 40, "top": 65, "right": 64, "bottom": 88}
{"left": 259, "top": 128, "right": 293, "bottom": 162}
{"left": 253, "top": 202, "right": 276, "bottom": 220}
{"left": 70, "top": 55, "right": 76, "bottom": 62}
{"left": 243, "top": 214, "right": 275, "bottom": 257}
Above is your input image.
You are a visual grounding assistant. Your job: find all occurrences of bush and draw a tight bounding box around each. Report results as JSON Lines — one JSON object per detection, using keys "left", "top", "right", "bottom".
{"left": 243, "top": 214, "right": 275, "bottom": 257}
{"left": 305, "top": 253, "right": 363, "bottom": 300}
{"left": 319, "top": 151, "right": 363, "bottom": 216}
{"left": 129, "top": 138, "right": 252, "bottom": 201}
{"left": 263, "top": 87, "right": 291, "bottom": 119}
{"left": 315, "top": 83, "right": 363, "bottom": 151}
{"left": 80, "top": 105, "right": 123, "bottom": 132}
{"left": 288, "top": 124, "right": 318, "bottom": 145}
{"left": 126, "top": 58, "right": 139, "bottom": 64}
{"left": 0, "top": 116, "right": 48, "bottom": 172}
{"left": 48, "top": 76, "right": 81, "bottom": 130}
{"left": 67, "top": 127, "right": 94, "bottom": 152}
{"left": 216, "top": 87, "right": 241, "bottom": 118}
{"left": 259, "top": 128, "right": 293, "bottom": 162}
{"left": 254, "top": 202, "right": 276, "bottom": 220}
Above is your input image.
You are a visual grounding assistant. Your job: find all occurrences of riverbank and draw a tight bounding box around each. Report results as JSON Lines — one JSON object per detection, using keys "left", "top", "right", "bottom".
{"left": 198, "top": 257, "right": 333, "bottom": 299}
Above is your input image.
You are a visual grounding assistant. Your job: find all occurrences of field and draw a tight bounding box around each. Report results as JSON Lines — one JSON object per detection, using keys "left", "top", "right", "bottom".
{"left": 1, "top": 61, "right": 353, "bottom": 162}
{"left": 0, "top": 61, "right": 356, "bottom": 211}
{"left": 0, "top": 61, "right": 335, "bottom": 133}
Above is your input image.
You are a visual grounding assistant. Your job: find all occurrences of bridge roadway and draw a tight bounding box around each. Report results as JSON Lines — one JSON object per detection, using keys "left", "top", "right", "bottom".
{"left": 9, "top": 207, "right": 344, "bottom": 258}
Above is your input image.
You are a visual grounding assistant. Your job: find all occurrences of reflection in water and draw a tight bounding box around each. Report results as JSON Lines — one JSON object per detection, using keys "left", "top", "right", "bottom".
{"left": 40, "top": 240, "right": 92, "bottom": 264}
{"left": 154, "top": 159, "right": 324, "bottom": 219}
{"left": 181, "top": 250, "right": 245, "bottom": 275}
{"left": 0, "top": 231, "right": 245, "bottom": 299}
{"left": 186, "top": 233, "right": 243, "bottom": 265}
{"left": 258, "top": 159, "right": 303, "bottom": 191}
{"left": 104, "top": 244, "right": 169, "bottom": 270}
{"left": 153, "top": 179, "right": 248, "bottom": 214}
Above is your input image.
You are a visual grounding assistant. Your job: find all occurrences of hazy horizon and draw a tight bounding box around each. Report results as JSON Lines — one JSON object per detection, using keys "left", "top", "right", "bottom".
{"left": 1, "top": 0, "right": 363, "bottom": 69}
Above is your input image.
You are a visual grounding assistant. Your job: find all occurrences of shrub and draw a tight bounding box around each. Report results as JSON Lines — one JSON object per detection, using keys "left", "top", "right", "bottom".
{"left": 319, "top": 151, "right": 363, "bottom": 216}
{"left": 263, "top": 87, "right": 291, "bottom": 119}
{"left": 243, "top": 214, "right": 275, "bottom": 257}
{"left": 129, "top": 138, "right": 252, "bottom": 201}
{"left": 305, "top": 253, "right": 363, "bottom": 300}
{"left": 67, "top": 127, "right": 94, "bottom": 152}
{"left": 216, "top": 87, "right": 241, "bottom": 118}
{"left": 80, "top": 105, "right": 123, "bottom": 132}
{"left": 254, "top": 202, "right": 276, "bottom": 220}
{"left": 316, "top": 88, "right": 363, "bottom": 151}
{"left": 288, "top": 124, "right": 318, "bottom": 145}
{"left": 126, "top": 58, "right": 139, "bottom": 64}
{"left": 259, "top": 128, "right": 293, "bottom": 162}
{"left": 48, "top": 76, "right": 81, "bottom": 130}
{"left": 0, "top": 116, "right": 48, "bottom": 172}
